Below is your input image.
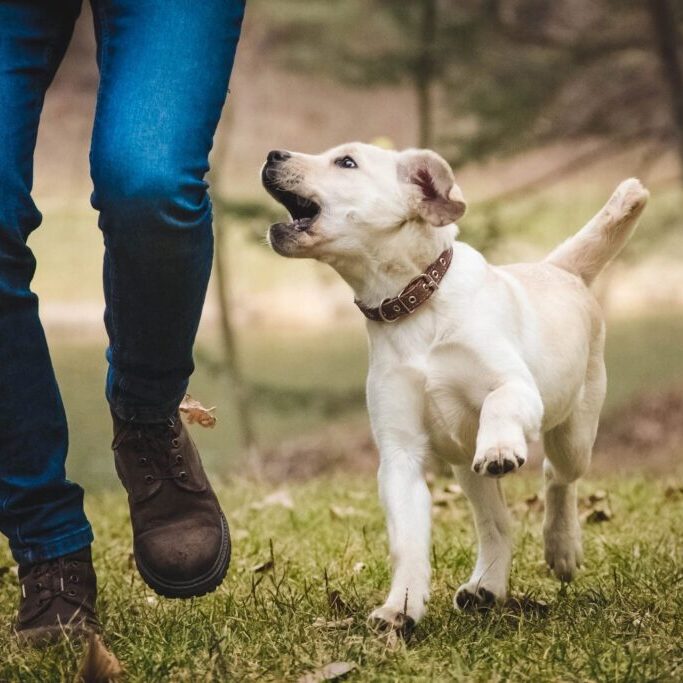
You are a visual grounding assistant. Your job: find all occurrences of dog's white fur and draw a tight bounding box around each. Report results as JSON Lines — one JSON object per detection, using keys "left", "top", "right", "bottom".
{"left": 263, "top": 142, "right": 649, "bottom": 629}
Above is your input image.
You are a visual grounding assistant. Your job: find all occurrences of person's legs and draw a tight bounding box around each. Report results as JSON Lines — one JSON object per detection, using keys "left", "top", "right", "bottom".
{"left": 0, "top": 0, "right": 93, "bottom": 567}
{"left": 89, "top": 0, "right": 245, "bottom": 597}
{"left": 90, "top": 0, "right": 246, "bottom": 423}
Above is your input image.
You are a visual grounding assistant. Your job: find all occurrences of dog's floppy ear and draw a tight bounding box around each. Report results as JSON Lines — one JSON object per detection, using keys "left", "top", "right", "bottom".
{"left": 397, "top": 149, "right": 466, "bottom": 227}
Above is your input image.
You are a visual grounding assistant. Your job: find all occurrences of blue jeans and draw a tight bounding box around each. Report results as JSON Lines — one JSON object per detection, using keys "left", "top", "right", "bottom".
{"left": 0, "top": 0, "right": 245, "bottom": 565}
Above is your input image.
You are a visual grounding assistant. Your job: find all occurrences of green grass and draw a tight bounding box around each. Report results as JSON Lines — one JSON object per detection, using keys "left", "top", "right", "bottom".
{"left": 1, "top": 474, "right": 682, "bottom": 681}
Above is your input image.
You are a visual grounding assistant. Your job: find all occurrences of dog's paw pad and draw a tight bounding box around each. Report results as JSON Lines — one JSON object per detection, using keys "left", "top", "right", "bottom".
{"left": 473, "top": 445, "right": 526, "bottom": 478}
{"left": 454, "top": 584, "right": 499, "bottom": 611}
{"left": 368, "top": 607, "right": 416, "bottom": 638}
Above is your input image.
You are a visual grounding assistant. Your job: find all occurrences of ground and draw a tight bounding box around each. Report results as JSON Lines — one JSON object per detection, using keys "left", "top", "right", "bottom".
{"left": 1, "top": 474, "right": 681, "bottom": 682}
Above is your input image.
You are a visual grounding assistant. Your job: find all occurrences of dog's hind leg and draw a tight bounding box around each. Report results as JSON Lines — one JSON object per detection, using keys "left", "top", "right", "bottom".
{"left": 543, "top": 341, "right": 606, "bottom": 582}
{"left": 453, "top": 465, "right": 512, "bottom": 609}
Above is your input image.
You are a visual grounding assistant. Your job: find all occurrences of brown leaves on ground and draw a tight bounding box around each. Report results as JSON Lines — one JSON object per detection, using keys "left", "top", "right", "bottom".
{"left": 76, "top": 633, "right": 123, "bottom": 683}
{"left": 179, "top": 394, "right": 216, "bottom": 428}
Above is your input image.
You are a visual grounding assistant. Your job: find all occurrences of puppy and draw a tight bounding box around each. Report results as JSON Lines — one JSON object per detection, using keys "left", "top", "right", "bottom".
{"left": 261, "top": 143, "right": 649, "bottom": 632}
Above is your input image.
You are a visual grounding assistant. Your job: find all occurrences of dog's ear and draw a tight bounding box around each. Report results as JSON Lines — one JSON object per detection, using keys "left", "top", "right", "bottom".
{"left": 397, "top": 150, "right": 466, "bottom": 227}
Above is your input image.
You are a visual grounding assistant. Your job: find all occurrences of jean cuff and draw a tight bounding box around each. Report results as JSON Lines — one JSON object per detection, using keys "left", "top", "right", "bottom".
{"left": 11, "top": 525, "right": 94, "bottom": 566}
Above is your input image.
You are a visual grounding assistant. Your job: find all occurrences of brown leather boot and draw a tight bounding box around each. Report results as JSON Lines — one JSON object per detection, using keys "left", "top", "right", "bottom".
{"left": 15, "top": 547, "right": 99, "bottom": 645}
{"left": 112, "top": 412, "right": 230, "bottom": 598}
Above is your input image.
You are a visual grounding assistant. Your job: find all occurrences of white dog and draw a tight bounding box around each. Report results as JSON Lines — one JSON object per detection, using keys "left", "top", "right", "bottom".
{"left": 261, "top": 144, "right": 649, "bottom": 632}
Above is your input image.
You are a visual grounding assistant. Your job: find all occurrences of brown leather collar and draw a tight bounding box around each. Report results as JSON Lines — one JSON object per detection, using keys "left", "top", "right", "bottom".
{"left": 354, "top": 247, "right": 453, "bottom": 323}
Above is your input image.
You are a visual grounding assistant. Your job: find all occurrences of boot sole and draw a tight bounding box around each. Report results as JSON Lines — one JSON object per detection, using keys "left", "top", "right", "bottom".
{"left": 134, "top": 512, "right": 231, "bottom": 599}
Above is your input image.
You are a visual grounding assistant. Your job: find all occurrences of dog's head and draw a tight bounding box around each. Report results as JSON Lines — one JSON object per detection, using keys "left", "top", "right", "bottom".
{"left": 261, "top": 143, "right": 466, "bottom": 262}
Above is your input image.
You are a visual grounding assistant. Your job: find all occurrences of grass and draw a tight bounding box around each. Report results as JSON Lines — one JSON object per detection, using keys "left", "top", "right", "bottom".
{"left": 1, "top": 474, "right": 682, "bottom": 681}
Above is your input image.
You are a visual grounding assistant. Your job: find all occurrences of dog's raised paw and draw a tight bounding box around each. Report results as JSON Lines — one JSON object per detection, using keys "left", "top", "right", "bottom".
{"left": 454, "top": 583, "right": 501, "bottom": 611}
{"left": 472, "top": 444, "right": 526, "bottom": 477}
{"left": 368, "top": 606, "right": 416, "bottom": 638}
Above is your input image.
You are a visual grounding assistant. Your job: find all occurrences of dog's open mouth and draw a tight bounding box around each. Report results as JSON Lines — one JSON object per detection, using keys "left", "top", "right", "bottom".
{"left": 263, "top": 179, "right": 320, "bottom": 231}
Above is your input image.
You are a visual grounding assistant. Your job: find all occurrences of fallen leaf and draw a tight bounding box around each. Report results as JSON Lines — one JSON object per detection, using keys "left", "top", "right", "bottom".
{"left": 432, "top": 491, "right": 459, "bottom": 507}
{"left": 145, "top": 595, "right": 158, "bottom": 606}
{"left": 352, "top": 562, "right": 367, "bottom": 574}
{"left": 664, "top": 484, "right": 683, "bottom": 499}
{"left": 588, "top": 489, "right": 607, "bottom": 503}
{"left": 250, "top": 490, "right": 294, "bottom": 511}
{"left": 10, "top": 566, "right": 18, "bottom": 577}
{"left": 444, "top": 483, "right": 463, "bottom": 495}
{"left": 251, "top": 559, "right": 274, "bottom": 573}
{"left": 76, "top": 632, "right": 124, "bottom": 683}
{"left": 298, "top": 661, "right": 357, "bottom": 683}
{"left": 328, "top": 589, "right": 353, "bottom": 616}
{"left": 179, "top": 394, "right": 216, "bottom": 428}
{"left": 584, "top": 507, "right": 613, "bottom": 524}
{"left": 329, "top": 505, "right": 361, "bottom": 519}
{"left": 313, "top": 617, "right": 354, "bottom": 629}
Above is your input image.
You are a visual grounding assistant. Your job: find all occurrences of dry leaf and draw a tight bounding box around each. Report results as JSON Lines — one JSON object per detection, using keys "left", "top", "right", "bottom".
{"left": 584, "top": 507, "right": 613, "bottom": 524}
{"left": 432, "top": 490, "right": 460, "bottom": 507}
{"left": 352, "top": 562, "right": 367, "bottom": 574}
{"left": 329, "top": 505, "right": 361, "bottom": 519}
{"left": 179, "top": 394, "right": 216, "bottom": 428}
{"left": 313, "top": 617, "right": 354, "bottom": 630}
{"left": 328, "top": 589, "right": 353, "bottom": 616}
{"left": 145, "top": 595, "right": 158, "bottom": 606}
{"left": 76, "top": 632, "right": 123, "bottom": 683}
{"left": 444, "top": 483, "right": 463, "bottom": 495}
{"left": 250, "top": 490, "right": 294, "bottom": 511}
{"left": 298, "top": 661, "right": 357, "bottom": 683}
{"left": 251, "top": 559, "right": 274, "bottom": 573}
{"left": 588, "top": 490, "right": 607, "bottom": 503}
{"left": 664, "top": 484, "right": 683, "bottom": 499}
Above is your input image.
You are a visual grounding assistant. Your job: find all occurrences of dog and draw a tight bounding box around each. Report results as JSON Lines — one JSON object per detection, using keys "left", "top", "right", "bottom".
{"left": 261, "top": 143, "right": 649, "bottom": 633}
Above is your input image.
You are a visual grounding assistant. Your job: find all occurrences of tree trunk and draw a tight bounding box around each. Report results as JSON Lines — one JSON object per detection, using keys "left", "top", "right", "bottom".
{"left": 209, "top": 114, "right": 258, "bottom": 457}
{"left": 415, "top": 0, "right": 437, "bottom": 148}
{"left": 647, "top": 0, "right": 683, "bottom": 176}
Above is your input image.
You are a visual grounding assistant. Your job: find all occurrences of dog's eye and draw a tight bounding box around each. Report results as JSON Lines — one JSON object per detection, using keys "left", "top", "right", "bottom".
{"left": 334, "top": 155, "right": 358, "bottom": 169}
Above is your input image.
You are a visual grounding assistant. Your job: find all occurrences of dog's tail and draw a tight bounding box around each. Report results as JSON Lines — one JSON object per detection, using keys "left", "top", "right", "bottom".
{"left": 545, "top": 178, "right": 649, "bottom": 286}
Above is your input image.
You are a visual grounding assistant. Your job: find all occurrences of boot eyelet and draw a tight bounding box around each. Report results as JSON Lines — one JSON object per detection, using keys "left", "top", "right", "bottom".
{"left": 138, "top": 457, "right": 148, "bottom": 466}
{"left": 70, "top": 575, "right": 79, "bottom": 583}
{"left": 171, "top": 438, "right": 180, "bottom": 448}
{"left": 35, "top": 583, "right": 43, "bottom": 592}
{"left": 178, "top": 471, "right": 188, "bottom": 481}
{"left": 167, "top": 417, "right": 176, "bottom": 427}
{"left": 67, "top": 589, "right": 77, "bottom": 597}
{"left": 144, "top": 474, "right": 154, "bottom": 484}
{"left": 175, "top": 454, "right": 183, "bottom": 464}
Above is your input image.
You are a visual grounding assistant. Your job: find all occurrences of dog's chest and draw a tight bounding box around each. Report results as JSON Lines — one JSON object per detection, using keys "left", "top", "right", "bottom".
{"left": 414, "top": 344, "right": 486, "bottom": 464}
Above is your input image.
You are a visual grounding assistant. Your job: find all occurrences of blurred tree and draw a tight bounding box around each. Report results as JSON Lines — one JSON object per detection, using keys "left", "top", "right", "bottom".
{"left": 259, "top": 0, "right": 682, "bottom": 181}
{"left": 440, "top": 0, "right": 683, "bottom": 177}
{"left": 255, "top": 0, "right": 452, "bottom": 148}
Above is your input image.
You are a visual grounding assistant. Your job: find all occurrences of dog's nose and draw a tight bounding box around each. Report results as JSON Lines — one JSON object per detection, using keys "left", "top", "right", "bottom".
{"left": 267, "top": 149, "right": 291, "bottom": 164}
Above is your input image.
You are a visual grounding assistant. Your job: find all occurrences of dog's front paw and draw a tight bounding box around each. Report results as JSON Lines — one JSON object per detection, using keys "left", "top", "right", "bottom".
{"left": 454, "top": 581, "right": 505, "bottom": 611}
{"left": 472, "top": 442, "right": 527, "bottom": 477}
{"left": 544, "top": 525, "right": 583, "bottom": 582}
{"left": 368, "top": 605, "right": 418, "bottom": 637}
